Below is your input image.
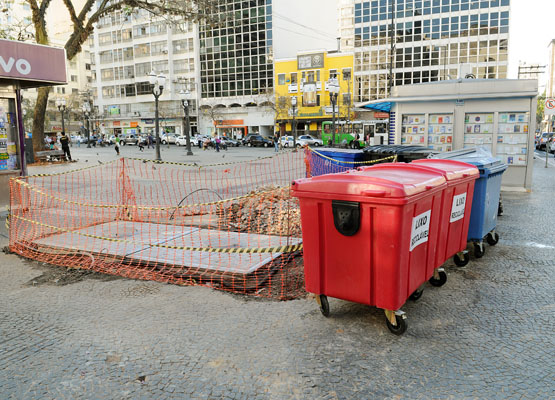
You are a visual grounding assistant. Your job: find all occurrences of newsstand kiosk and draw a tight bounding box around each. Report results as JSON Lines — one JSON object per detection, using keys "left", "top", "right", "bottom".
{"left": 0, "top": 39, "right": 67, "bottom": 206}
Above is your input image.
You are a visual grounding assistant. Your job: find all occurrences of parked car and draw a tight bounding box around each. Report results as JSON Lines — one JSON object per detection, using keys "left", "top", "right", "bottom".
{"left": 549, "top": 136, "right": 555, "bottom": 154}
{"left": 280, "top": 135, "right": 294, "bottom": 148}
{"left": 244, "top": 134, "right": 273, "bottom": 147}
{"left": 536, "top": 132, "right": 553, "bottom": 150}
{"left": 175, "top": 135, "right": 189, "bottom": 146}
{"left": 221, "top": 137, "right": 240, "bottom": 147}
{"left": 120, "top": 134, "right": 140, "bottom": 145}
{"left": 161, "top": 133, "right": 177, "bottom": 145}
{"left": 107, "top": 135, "right": 116, "bottom": 145}
{"left": 241, "top": 134, "right": 259, "bottom": 146}
{"left": 297, "top": 134, "right": 323, "bottom": 147}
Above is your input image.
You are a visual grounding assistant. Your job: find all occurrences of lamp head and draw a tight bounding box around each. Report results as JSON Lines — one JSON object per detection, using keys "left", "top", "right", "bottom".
{"left": 291, "top": 96, "right": 297, "bottom": 106}
{"left": 158, "top": 74, "right": 166, "bottom": 88}
{"left": 148, "top": 71, "right": 157, "bottom": 85}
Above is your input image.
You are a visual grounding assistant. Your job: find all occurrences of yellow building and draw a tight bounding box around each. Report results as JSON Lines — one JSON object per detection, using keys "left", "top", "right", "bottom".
{"left": 274, "top": 51, "right": 354, "bottom": 137}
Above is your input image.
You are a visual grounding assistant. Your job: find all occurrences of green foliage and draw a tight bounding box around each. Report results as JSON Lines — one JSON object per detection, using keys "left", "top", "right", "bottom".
{"left": 537, "top": 91, "right": 546, "bottom": 127}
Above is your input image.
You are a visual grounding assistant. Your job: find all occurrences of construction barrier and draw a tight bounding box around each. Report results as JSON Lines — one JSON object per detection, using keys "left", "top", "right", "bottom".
{"left": 9, "top": 149, "right": 398, "bottom": 299}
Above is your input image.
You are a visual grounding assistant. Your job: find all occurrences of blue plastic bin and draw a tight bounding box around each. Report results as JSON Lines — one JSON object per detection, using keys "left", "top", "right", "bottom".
{"left": 433, "top": 149, "right": 507, "bottom": 257}
{"left": 308, "top": 148, "right": 366, "bottom": 176}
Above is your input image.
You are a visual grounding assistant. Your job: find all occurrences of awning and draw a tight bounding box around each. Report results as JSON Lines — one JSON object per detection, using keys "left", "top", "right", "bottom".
{"left": 359, "top": 101, "right": 393, "bottom": 112}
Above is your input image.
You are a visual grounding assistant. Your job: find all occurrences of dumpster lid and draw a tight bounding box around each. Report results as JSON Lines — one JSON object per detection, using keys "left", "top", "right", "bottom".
{"left": 293, "top": 163, "right": 446, "bottom": 198}
{"left": 411, "top": 159, "right": 479, "bottom": 181}
{"left": 431, "top": 147, "right": 503, "bottom": 170}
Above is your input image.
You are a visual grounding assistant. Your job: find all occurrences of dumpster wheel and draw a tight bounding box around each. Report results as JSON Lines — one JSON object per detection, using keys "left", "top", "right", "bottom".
{"left": 453, "top": 251, "right": 470, "bottom": 267}
{"left": 409, "top": 289, "right": 424, "bottom": 301}
{"left": 316, "top": 294, "right": 330, "bottom": 317}
{"left": 486, "top": 232, "right": 499, "bottom": 246}
{"left": 473, "top": 242, "right": 485, "bottom": 258}
{"left": 385, "top": 310, "right": 407, "bottom": 335}
{"left": 429, "top": 268, "right": 447, "bottom": 287}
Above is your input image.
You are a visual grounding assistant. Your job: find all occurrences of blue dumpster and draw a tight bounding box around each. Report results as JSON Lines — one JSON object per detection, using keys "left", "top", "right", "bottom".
{"left": 433, "top": 149, "right": 507, "bottom": 258}
{"left": 307, "top": 148, "right": 366, "bottom": 177}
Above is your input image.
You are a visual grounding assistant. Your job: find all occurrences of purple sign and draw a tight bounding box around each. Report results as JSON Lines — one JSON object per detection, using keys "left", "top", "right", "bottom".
{"left": 0, "top": 39, "right": 67, "bottom": 85}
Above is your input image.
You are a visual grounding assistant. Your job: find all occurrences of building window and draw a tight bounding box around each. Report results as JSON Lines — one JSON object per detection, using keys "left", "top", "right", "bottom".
{"left": 85, "top": 63, "right": 91, "bottom": 70}
{"left": 329, "top": 69, "right": 338, "bottom": 79}
{"left": 99, "top": 32, "right": 111, "bottom": 45}
{"left": 70, "top": 75, "right": 77, "bottom": 82}
{"left": 134, "top": 43, "right": 150, "bottom": 58}
{"left": 136, "top": 81, "right": 151, "bottom": 95}
{"left": 101, "top": 68, "right": 114, "bottom": 81}
{"left": 342, "top": 68, "right": 352, "bottom": 81}
{"left": 278, "top": 74, "right": 285, "bottom": 85}
{"left": 291, "top": 72, "right": 297, "bottom": 84}
{"left": 135, "top": 62, "right": 152, "bottom": 77}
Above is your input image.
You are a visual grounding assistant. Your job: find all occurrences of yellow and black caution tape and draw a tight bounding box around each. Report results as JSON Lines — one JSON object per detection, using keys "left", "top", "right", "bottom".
{"left": 12, "top": 181, "right": 288, "bottom": 211}
{"left": 20, "top": 159, "right": 119, "bottom": 179}
{"left": 127, "top": 151, "right": 295, "bottom": 169}
{"left": 307, "top": 147, "right": 397, "bottom": 165}
{"left": 11, "top": 215, "right": 303, "bottom": 254}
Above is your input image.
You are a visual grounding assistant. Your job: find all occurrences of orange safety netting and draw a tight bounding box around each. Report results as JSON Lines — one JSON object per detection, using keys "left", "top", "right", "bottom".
{"left": 9, "top": 151, "right": 307, "bottom": 299}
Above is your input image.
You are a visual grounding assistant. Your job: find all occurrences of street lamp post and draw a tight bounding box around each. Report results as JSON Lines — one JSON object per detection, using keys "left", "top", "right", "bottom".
{"left": 149, "top": 71, "right": 166, "bottom": 161}
{"left": 82, "top": 101, "right": 91, "bottom": 148}
{"left": 179, "top": 89, "right": 194, "bottom": 156}
{"left": 328, "top": 78, "right": 339, "bottom": 147}
{"left": 55, "top": 98, "right": 67, "bottom": 136}
{"left": 291, "top": 96, "right": 297, "bottom": 148}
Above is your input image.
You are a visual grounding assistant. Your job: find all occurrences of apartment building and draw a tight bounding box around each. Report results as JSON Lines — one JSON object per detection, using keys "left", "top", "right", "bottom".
{"left": 197, "top": 0, "right": 274, "bottom": 138}
{"left": 89, "top": 9, "right": 199, "bottom": 137}
{"left": 339, "top": 0, "right": 511, "bottom": 102}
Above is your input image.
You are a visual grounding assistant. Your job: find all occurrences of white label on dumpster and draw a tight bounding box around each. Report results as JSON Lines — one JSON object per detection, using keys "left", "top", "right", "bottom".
{"left": 410, "top": 210, "right": 431, "bottom": 251}
{"left": 450, "top": 192, "right": 467, "bottom": 223}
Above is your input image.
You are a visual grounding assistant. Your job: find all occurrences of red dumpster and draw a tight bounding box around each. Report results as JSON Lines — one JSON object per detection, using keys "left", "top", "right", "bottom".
{"left": 291, "top": 164, "right": 447, "bottom": 334}
{"left": 410, "top": 159, "right": 479, "bottom": 267}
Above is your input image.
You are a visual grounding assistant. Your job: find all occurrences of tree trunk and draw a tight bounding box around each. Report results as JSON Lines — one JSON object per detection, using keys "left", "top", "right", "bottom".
{"left": 32, "top": 87, "right": 50, "bottom": 154}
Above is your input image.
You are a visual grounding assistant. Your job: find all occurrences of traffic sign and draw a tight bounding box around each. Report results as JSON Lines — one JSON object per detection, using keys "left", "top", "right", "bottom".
{"left": 544, "top": 98, "right": 555, "bottom": 115}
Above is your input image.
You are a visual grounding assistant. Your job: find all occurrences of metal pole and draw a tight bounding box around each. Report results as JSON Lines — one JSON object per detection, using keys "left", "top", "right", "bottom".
{"left": 86, "top": 113, "right": 91, "bottom": 147}
{"left": 292, "top": 104, "right": 297, "bottom": 148}
{"left": 183, "top": 100, "right": 193, "bottom": 156}
{"left": 154, "top": 92, "right": 161, "bottom": 161}
{"left": 15, "top": 89, "right": 27, "bottom": 176}
{"left": 332, "top": 94, "right": 336, "bottom": 147}
{"left": 61, "top": 108, "right": 66, "bottom": 135}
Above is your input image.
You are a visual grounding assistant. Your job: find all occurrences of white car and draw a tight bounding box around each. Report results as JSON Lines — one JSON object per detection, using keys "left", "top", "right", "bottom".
{"left": 175, "top": 135, "right": 189, "bottom": 146}
{"left": 280, "top": 135, "right": 294, "bottom": 148}
{"left": 161, "top": 134, "right": 177, "bottom": 144}
{"left": 297, "top": 134, "right": 323, "bottom": 147}
{"left": 549, "top": 138, "right": 555, "bottom": 154}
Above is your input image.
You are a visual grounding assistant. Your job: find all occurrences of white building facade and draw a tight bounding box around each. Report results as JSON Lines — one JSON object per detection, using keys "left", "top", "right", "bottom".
{"left": 89, "top": 10, "right": 199, "bottom": 137}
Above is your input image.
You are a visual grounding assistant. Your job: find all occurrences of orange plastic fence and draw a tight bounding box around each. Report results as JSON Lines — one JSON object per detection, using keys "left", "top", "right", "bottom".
{"left": 9, "top": 152, "right": 307, "bottom": 299}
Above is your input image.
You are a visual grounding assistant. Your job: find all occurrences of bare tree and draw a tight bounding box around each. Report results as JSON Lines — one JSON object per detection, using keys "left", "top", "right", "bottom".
{"left": 27, "top": 0, "right": 220, "bottom": 155}
{"left": 200, "top": 105, "right": 226, "bottom": 136}
{"left": 0, "top": 10, "right": 35, "bottom": 41}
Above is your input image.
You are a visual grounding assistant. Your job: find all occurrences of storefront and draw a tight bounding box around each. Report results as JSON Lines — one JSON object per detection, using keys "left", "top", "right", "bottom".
{"left": 0, "top": 39, "right": 67, "bottom": 205}
{"left": 360, "top": 79, "right": 538, "bottom": 191}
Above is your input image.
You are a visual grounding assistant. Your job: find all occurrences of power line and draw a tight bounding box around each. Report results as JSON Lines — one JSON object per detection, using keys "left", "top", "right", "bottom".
{"left": 273, "top": 25, "right": 335, "bottom": 43}
{"left": 273, "top": 12, "right": 337, "bottom": 40}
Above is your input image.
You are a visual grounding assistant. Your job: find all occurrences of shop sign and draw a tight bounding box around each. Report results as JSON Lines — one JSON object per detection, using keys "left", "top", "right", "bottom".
{"left": 297, "top": 53, "right": 324, "bottom": 70}
{"left": 113, "top": 121, "right": 120, "bottom": 127}
{"left": 374, "top": 112, "right": 389, "bottom": 118}
{"left": 130, "top": 121, "right": 138, "bottom": 128}
{"left": 218, "top": 119, "right": 244, "bottom": 126}
{"left": 0, "top": 39, "right": 66, "bottom": 84}
{"left": 142, "top": 119, "right": 154, "bottom": 124}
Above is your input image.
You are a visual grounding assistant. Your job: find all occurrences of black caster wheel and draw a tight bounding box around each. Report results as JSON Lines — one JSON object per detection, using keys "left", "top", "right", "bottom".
{"left": 319, "top": 294, "right": 330, "bottom": 317}
{"left": 474, "top": 242, "right": 485, "bottom": 258}
{"left": 486, "top": 232, "right": 499, "bottom": 246}
{"left": 453, "top": 252, "right": 470, "bottom": 267}
{"left": 386, "top": 315, "right": 407, "bottom": 335}
{"left": 429, "top": 270, "right": 447, "bottom": 287}
{"left": 409, "top": 289, "right": 423, "bottom": 301}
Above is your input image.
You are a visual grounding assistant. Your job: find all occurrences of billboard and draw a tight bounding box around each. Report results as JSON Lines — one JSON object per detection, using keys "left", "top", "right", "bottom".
{"left": 0, "top": 39, "right": 66, "bottom": 86}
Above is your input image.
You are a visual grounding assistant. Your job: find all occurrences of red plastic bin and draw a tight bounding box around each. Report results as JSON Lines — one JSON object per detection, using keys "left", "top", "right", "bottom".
{"left": 410, "top": 159, "right": 479, "bottom": 267}
{"left": 291, "top": 163, "right": 447, "bottom": 334}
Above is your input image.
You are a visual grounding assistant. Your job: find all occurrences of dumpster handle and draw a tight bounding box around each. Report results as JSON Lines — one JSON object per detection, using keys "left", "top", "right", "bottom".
{"left": 425, "top": 185, "right": 435, "bottom": 190}
{"left": 362, "top": 189, "right": 387, "bottom": 197}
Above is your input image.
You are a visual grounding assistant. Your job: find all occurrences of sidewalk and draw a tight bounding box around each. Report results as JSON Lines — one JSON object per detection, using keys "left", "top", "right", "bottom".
{"left": 0, "top": 158, "right": 553, "bottom": 399}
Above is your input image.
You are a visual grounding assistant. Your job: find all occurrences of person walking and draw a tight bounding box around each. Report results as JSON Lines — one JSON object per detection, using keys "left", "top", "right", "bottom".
{"left": 59, "top": 132, "right": 72, "bottom": 161}
{"left": 115, "top": 135, "right": 120, "bottom": 155}
{"left": 147, "top": 133, "right": 154, "bottom": 149}
{"left": 273, "top": 132, "right": 279, "bottom": 152}
{"left": 215, "top": 136, "right": 221, "bottom": 152}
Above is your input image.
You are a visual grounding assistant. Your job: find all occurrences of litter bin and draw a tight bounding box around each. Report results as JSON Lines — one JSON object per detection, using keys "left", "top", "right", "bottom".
{"left": 291, "top": 164, "right": 447, "bottom": 334}
{"left": 410, "top": 159, "right": 480, "bottom": 267}
{"left": 306, "top": 147, "right": 366, "bottom": 177}
{"left": 363, "top": 145, "right": 438, "bottom": 163}
{"left": 432, "top": 149, "right": 508, "bottom": 257}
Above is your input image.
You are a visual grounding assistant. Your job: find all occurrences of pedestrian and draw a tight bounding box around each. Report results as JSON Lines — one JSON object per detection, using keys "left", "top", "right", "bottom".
{"left": 77, "top": 134, "right": 82, "bottom": 147}
{"left": 273, "top": 132, "right": 279, "bottom": 152}
{"left": 197, "top": 136, "right": 202, "bottom": 149}
{"left": 115, "top": 135, "right": 120, "bottom": 155}
{"left": 215, "top": 136, "right": 221, "bottom": 152}
{"left": 138, "top": 136, "right": 144, "bottom": 152}
{"left": 59, "top": 132, "right": 72, "bottom": 161}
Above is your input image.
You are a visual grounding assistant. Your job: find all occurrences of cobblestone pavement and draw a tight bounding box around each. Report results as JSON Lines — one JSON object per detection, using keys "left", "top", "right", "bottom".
{"left": 1, "top": 158, "right": 554, "bottom": 399}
